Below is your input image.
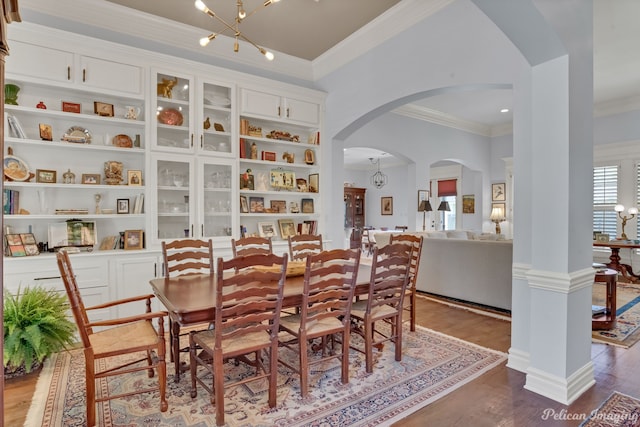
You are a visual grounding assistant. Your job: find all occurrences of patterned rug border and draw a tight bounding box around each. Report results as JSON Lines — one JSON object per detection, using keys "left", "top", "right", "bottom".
{"left": 580, "top": 391, "right": 640, "bottom": 426}
{"left": 26, "top": 325, "right": 507, "bottom": 427}
{"left": 592, "top": 282, "right": 640, "bottom": 348}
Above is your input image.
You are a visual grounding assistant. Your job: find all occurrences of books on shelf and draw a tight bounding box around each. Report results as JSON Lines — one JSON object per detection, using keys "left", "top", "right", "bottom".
{"left": 3, "top": 189, "right": 20, "bottom": 214}
{"left": 133, "top": 193, "right": 144, "bottom": 214}
{"left": 298, "top": 220, "right": 318, "bottom": 235}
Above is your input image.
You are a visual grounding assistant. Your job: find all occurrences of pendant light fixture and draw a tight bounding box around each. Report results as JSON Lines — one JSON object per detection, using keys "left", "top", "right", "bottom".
{"left": 370, "top": 157, "right": 388, "bottom": 189}
{"left": 195, "top": 0, "right": 280, "bottom": 60}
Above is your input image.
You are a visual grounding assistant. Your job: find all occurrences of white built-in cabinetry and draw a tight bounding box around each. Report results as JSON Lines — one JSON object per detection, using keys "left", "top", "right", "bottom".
{"left": 3, "top": 23, "right": 325, "bottom": 308}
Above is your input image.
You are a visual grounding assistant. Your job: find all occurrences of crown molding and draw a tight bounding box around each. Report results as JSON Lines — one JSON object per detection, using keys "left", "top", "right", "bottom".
{"left": 312, "top": 0, "right": 454, "bottom": 80}
{"left": 18, "top": 0, "right": 315, "bottom": 82}
{"left": 393, "top": 104, "right": 493, "bottom": 137}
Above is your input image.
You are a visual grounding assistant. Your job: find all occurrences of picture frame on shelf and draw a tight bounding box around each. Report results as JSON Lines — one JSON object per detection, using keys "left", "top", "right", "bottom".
{"left": 36, "top": 169, "right": 57, "bottom": 184}
{"left": 258, "top": 222, "right": 277, "bottom": 239}
{"left": 123, "top": 229, "right": 144, "bottom": 250}
{"left": 381, "top": 196, "right": 393, "bottom": 215}
{"left": 127, "top": 170, "right": 142, "bottom": 186}
{"left": 240, "top": 196, "right": 249, "bottom": 213}
{"left": 62, "top": 101, "right": 81, "bottom": 113}
{"left": 117, "top": 198, "right": 129, "bottom": 214}
{"left": 417, "top": 190, "right": 429, "bottom": 207}
{"left": 38, "top": 123, "right": 53, "bottom": 141}
{"left": 81, "top": 174, "right": 100, "bottom": 185}
{"left": 301, "top": 198, "right": 314, "bottom": 214}
{"left": 261, "top": 151, "right": 276, "bottom": 161}
{"left": 270, "top": 169, "right": 295, "bottom": 189}
{"left": 492, "top": 183, "right": 506, "bottom": 201}
{"left": 270, "top": 200, "right": 286, "bottom": 213}
{"left": 278, "top": 219, "right": 296, "bottom": 239}
{"left": 249, "top": 196, "right": 265, "bottom": 213}
{"left": 308, "top": 173, "right": 319, "bottom": 193}
{"left": 93, "top": 101, "right": 114, "bottom": 117}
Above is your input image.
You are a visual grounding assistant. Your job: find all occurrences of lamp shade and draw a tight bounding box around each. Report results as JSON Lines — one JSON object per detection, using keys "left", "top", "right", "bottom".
{"left": 437, "top": 201, "right": 450, "bottom": 212}
{"left": 419, "top": 200, "right": 432, "bottom": 212}
{"left": 490, "top": 205, "right": 505, "bottom": 221}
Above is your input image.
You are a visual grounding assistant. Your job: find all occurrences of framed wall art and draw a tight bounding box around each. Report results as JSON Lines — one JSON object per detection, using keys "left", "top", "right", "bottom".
{"left": 492, "top": 183, "right": 506, "bottom": 201}
{"left": 270, "top": 200, "right": 286, "bottom": 213}
{"left": 308, "top": 173, "right": 319, "bottom": 193}
{"left": 278, "top": 219, "right": 296, "bottom": 239}
{"left": 417, "top": 190, "right": 429, "bottom": 208}
{"left": 270, "top": 169, "right": 295, "bottom": 189}
{"left": 62, "top": 101, "right": 81, "bottom": 113}
{"left": 123, "top": 229, "right": 144, "bottom": 250}
{"left": 81, "top": 174, "right": 100, "bottom": 185}
{"left": 249, "top": 196, "right": 265, "bottom": 213}
{"left": 38, "top": 123, "right": 53, "bottom": 141}
{"left": 258, "top": 222, "right": 277, "bottom": 238}
{"left": 301, "top": 198, "right": 314, "bottom": 213}
{"left": 127, "top": 170, "right": 142, "bottom": 186}
{"left": 93, "top": 101, "right": 114, "bottom": 117}
{"left": 240, "top": 195, "right": 249, "bottom": 213}
{"left": 462, "top": 194, "right": 475, "bottom": 214}
{"left": 117, "top": 198, "right": 130, "bottom": 214}
{"left": 381, "top": 197, "right": 393, "bottom": 215}
{"left": 36, "top": 169, "right": 57, "bottom": 184}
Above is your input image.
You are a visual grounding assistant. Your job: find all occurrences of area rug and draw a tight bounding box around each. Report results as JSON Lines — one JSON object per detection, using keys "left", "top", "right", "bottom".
{"left": 25, "top": 326, "right": 506, "bottom": 427}
{"left": 593, "top": 282, "right": 640, "bottom": 348}
{"left": 580, "top": 391, "right": 640, "bottom": 426}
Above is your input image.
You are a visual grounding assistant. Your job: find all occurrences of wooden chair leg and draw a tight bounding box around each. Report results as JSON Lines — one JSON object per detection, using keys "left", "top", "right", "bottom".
{"left": 214, "top": 352, "right": 225, "bottom": 426}
{"left": 268, "top": 345, "right": 277, "bottom": 408}
{"left": 168, "top": 318, "right": 174, "bottom": 363}
{"left": 189, "top": 332, "right": 198, "bottom": 398}
{"left": 85, "top": 352, "right": 96, "bottom": 427}
{"left": 365, "top": 319, "right": 374, "bottom": 374}
{"left": 395, "top": 315, "right": 403, "bottom": 362}
{"left": 341, "top": 330, "right": 349, "bottom": 384}
{"left": 172, "top": 321, "right": 181, "bottom": 382}
{"left": 410, "top": 289, "right": 416, "bottom": 332}
{"left": 300, "top": 334, "right": 309, "bottom": 397}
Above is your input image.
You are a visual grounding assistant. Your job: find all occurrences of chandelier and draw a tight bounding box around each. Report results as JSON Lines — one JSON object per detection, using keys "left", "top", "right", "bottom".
{"left": 370, "top": 157, "right": 388, "bottom": 189}
{"left": 195, "top": 0, "right": 280, "bottom": 61}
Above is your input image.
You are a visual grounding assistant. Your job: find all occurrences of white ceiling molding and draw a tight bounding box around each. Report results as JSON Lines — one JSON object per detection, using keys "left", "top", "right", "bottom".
{"left": 393, "top": 104, "right": 493, "bottom": 137}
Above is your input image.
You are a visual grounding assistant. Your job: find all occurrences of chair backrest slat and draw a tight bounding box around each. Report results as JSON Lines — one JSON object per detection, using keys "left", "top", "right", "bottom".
{"left": 231, "top": 236, "right": 273, "bottom": 257}
{"left": 162, "top": 239, "right": 214, "bottom": 277}
{"left": 215, "top": 253, "right": 287, "bottom": 348}
{"left": 366, "top": 243, "right": 413, "bottom": 313}
{"left": 56, "top": 251, "right": 91, "bottom": 347}
{"left": 288, "top": 234, "right": 323, "bottom": 260}
{"left": 390, "top": 234, "right": 424, "bottom": 288}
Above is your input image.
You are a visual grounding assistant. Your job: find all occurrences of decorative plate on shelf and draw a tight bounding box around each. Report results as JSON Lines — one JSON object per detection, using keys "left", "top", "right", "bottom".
{"left": 3, "top": 155, "right": 30, "bottom": 181}
{"left": 112, "top": 134, "right": 133, "bottom": 148}
{"left": 62, "top": 126, "right": 91, "bottom": 144}
{"left": 204, "top": 95, "right": 231, "bottom": 107}
{"left": 157, "top": 108, "right": 184, "bottom": 126}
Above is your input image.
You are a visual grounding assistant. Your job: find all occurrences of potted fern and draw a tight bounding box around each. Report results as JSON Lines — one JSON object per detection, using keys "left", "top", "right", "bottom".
{"left": 4, "top": 286, "right": 76, "bottom": 378}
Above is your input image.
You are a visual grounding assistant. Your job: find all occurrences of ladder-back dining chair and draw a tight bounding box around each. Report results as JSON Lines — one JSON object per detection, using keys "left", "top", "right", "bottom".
{"left": 389, "top": 233, "right": 424, "bottom": 332}
{"left": 189, "top": 253, "right": 287, "bottom": 427}
{"left": 231, "top": 236, "right": 273, "bottom": 257}
{"left": 288, "top": 233, "right": 323, "bottom": 260}
{"left": 161, "top": 238, "right": 214, "bottom": 381}
{"left": 56, "top": 250, "right": 167, "bottom": 426}
{"left": 361, "top": 227, "right": 375, "bottom": 256}
{"left": 350, "top": 242, "right": 412, "bottom": 373}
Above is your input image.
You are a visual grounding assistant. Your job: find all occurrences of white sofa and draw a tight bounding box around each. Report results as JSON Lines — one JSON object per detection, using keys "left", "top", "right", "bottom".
{"left": 374, "top": 231, "right": 513, "bottom": 311}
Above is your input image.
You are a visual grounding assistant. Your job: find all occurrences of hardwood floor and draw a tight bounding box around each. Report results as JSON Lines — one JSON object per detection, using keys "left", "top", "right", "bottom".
{"left": 5, "top": 294, "right": 637, "bottom": 426}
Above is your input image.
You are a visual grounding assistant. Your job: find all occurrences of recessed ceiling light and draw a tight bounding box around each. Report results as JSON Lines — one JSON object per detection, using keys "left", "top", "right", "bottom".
{"left": 500, "top": 108, "right": 509, "bottom": 113}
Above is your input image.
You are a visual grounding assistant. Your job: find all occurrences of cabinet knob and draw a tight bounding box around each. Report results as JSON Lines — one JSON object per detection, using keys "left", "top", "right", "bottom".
{"left": 67, "top": 66, "right": 71, "bottom": 81}
{"left": 277, "top": 106, "right": 281, "bottom": 117}
{"left": 286, "top": 107, "right": 290, "bottom": 118}
{"left": 191, "top": 134, "right": 194, "bottom": 147}
{"left": 82, "top": 68, "right": 86, "bottom": 82}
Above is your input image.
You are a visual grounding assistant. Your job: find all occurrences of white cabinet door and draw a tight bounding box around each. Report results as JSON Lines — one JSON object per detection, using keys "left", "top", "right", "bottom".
{"left": 111, "top": 254, "right": 162, "bottom": 319}
{"left": 283, "top": 97, "right": 319, "bottom": 126}
{"left": 6, "top": 40, "right": 74, "bottom": 83}
{"left": 80, "top": 55, "right": 143, "bottom": 95}
{"left": 240, "top": 89, "right": 281, "bottom": 120}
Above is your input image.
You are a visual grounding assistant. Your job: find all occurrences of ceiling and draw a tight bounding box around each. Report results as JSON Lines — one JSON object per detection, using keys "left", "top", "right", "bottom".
{"left": 102, "top": 0, "right": 640, "bottom": 168}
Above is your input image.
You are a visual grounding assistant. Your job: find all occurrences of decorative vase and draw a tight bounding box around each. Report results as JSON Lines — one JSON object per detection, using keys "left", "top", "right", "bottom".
{"left": 4, "top": 84, "right": 20, "bottom": 105}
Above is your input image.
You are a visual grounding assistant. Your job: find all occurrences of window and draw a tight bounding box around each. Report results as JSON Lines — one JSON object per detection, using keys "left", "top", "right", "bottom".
{"left": 593, "top": 165, "right": 618, "bottom": 239}
{"left": 437, "top": 180, "right": 457, "bottom": 231}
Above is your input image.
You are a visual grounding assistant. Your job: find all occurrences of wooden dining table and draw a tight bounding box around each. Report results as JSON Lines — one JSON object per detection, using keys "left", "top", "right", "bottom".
{"left": 149, "top": 263, "right": 373, "bottom": 381}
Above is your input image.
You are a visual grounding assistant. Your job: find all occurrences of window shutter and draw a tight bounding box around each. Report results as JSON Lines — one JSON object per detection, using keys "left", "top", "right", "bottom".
{"left": 593, "top": 165, "right": 618, "bottom": 238}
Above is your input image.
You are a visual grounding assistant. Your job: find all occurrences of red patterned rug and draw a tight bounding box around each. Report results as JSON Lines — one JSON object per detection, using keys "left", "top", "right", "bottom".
{"left": 25, "top": 326, "right": 505, "bottom": 426}
{"left": 581, "top": 392, "right": 640, "bottom": 426}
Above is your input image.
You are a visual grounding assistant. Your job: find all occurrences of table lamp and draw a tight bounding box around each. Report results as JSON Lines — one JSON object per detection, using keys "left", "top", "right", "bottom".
{"left": 490, "top": 205, "right": 506, "bottom": 234}
{"left": 614, "top": 204, "right": 638, "bottom": 240}
{"left": 437, "top": 201, "right": 450, "bottom": 231}
{"left": 418, "top": 200, "right": 432, "bottom": 231}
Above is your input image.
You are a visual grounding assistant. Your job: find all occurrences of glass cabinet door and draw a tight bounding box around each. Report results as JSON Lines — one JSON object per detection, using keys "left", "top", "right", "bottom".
{"left": 155, "top": 156, "right": 193, "bottom": 240}
{"left": 199, "top": 80, "right": 233, "bottom": 155}
{"left": 198, "top": 158, "right": 236, "bottom": 239}
{"left": 153, "top": 70, "right": 193, "bottom": 152}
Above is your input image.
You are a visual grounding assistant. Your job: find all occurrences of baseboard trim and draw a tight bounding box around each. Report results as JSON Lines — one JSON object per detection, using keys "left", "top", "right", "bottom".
{"left": 506, "top": 347, "right": 529, "bottom": 373}
{"left": 524, "top": 362, "right": 595, "bottom": 405}
{"left": 418, "top": 292, "right": 511, "bottom": 321}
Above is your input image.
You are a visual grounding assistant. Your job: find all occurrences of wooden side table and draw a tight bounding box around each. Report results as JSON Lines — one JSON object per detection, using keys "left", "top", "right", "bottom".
{"left": 592, "top": 268, "right": 617, "bottom": 330}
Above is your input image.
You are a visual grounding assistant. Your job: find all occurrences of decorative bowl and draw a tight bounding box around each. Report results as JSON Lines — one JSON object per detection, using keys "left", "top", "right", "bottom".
{"left": 157, "top": 108, "right": 183, "bottom": 126}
